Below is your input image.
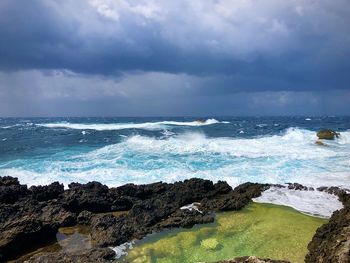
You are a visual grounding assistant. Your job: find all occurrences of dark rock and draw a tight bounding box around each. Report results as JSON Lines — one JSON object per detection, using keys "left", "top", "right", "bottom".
{"left": 62, "top": 181, "right": 112, "bottom": 213}
{"left": 156, "top": 209, "right": 215, "bottom": 229}
{"left": 317, "top": 129, "right": 340, "bottom": 140}
{"left": 0, "top": 217, "right": 57, "bottom": 261}
{"left": 2, "top": 176, "right": 348, "bottom": 263}
{"left": 203, "top": 183, "right": 269, "bottom": 211}
{"left": 305, "top": 192, "right": 350, "bottom": 262}
{"left": 287, "top": 183, "right": 308, "bottom": 191}
{"left": 30, "top": 182, "right": 64, "bottom": 201}
{"left": 25, "top": 247, "right": 116, "bottom": 263}
{"left": 0, "top": 176, "right": 29, "bottom": 204}
{"left": 0, "top": 176, "right": 20, "bottom": 186}
{"left": 77, "top": 210, "right": 94, "bottom": 225}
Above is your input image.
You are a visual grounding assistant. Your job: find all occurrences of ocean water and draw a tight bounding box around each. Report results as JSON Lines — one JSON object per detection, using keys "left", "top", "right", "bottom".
{"left": 0, "top": 116, "right": 349, "bottom": 213}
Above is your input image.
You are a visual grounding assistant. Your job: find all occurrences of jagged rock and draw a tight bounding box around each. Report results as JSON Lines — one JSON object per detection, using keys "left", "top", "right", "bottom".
{"left": 0, "top": 177, "right": 268, "bottom": 261}
{"left": 29, "top": 182, "right": 64, "bottom": 201}
{"left": 62, "top": 181, "right": 112, "bottom": 213}
{"left": 287, "top": 183, "right": 309, "bottom": 191}
{"left": 25, "top": 247, "right": 116, "bottom": 263}
{"left": 1, "top": 176, "right": 349, "bottom": 263}
{"left": 0, "top": 176, "right": 29, "bottom": 204}
{"left": 305, "top": 192, "right": 350, "bottom": 263}
{"left": 317, "top": 129, "right": 340, "bottom": 140}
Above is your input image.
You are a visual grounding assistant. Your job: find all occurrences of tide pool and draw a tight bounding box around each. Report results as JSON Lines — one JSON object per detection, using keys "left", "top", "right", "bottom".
{"left": 119, "top": 202, "right": 327, "bottom": 263}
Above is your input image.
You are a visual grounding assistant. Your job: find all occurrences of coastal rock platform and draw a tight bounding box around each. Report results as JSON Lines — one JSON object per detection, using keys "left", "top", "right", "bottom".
{"left": 0, "top": 176, "right": 349, "bottom": 262}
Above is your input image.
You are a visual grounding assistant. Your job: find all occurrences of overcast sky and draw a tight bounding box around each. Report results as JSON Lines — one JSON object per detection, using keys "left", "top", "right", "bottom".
{"left": 0, "top": 0, "right": 349, "bottom": 116}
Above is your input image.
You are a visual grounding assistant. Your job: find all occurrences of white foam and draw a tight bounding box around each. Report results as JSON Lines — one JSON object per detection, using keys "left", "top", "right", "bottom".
{"left": 180, "top": 203, "right": 203, "bottom": 214}
{"left": 254, "top": 187, "right": 343, "bottom": 218}
{"left": 1, "top": 128, "right": 349, "bottom": 196}
{"left": 36, "top": 119, "right": 228, "bottom": 131}
{"left": 111, "top": 241, "right": 134, "bottom": 259}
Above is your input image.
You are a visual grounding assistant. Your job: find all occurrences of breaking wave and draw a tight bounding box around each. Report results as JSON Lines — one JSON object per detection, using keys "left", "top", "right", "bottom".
{"left": 36, "top": 119, "right": 228, "bottom": 131}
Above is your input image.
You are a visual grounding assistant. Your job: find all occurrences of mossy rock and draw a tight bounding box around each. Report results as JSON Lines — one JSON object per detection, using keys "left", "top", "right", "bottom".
{"left": 201, "top": 238, "right": 219, "bottom": 250}
{"left": 317, "top": 129, "right": 339, "bottom": 140}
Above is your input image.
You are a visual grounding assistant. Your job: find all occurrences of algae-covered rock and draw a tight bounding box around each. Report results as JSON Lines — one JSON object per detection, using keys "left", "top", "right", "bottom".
{"left": 316, "top": 129, "right": 339, "bottom": 140}
{"left": 201, "top": 238, "right": 219, "bottom": 250}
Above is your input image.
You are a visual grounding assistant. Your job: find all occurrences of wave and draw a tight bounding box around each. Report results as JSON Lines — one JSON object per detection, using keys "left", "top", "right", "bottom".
{"left": 1, "top": 127, "right": 349, "bottom": 216}
{"left": 254, "top": 187, "right": 343, "bottom": 218}
{"left": 36, "top": 119, "right": 228, "bottom": 131}
{"left": 2, "top": 127, "right": 350, "bottom": 187}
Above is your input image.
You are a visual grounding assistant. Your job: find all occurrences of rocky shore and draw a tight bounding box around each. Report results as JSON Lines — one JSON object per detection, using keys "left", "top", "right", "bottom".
{"left": 0, "top": 176, "right": 349, "bottom": 262}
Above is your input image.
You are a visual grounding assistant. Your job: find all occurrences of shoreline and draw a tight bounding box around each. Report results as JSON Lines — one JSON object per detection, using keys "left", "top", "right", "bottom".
{"left": 0, "top": 176, "right": 349, "bottom": 262}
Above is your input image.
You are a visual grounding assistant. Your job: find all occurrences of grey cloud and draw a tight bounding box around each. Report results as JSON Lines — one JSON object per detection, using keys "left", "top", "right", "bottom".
{"left": 0, "top": 0, "right": 350, "bottom": 116}
{"left": 0, "top": 70, "right": 349, "bottom": 116}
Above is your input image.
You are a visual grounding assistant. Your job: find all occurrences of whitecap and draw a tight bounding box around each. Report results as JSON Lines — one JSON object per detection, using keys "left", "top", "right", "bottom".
{"left": 36, "top": 119, "right": 229, "bottom": 131}
{"left": 1, "top": 128, "right": 349, "bottom": 195}
{"left": 254, "top": 187, "right": 343, "bottom": 218}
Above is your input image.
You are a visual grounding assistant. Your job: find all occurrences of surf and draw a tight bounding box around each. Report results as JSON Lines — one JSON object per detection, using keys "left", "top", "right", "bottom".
{"left": 36, "top": 118, "right": 229, "bottom": 131}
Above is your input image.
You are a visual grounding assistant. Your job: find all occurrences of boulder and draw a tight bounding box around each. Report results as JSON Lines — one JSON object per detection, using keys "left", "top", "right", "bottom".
{"left": 316, "top": 129, "right": 339, "bottom": 140}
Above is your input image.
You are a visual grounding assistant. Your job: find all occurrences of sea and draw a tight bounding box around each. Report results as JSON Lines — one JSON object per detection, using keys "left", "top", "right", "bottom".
{"left": 0, "top": 116, "right": 349, "bottom": 216}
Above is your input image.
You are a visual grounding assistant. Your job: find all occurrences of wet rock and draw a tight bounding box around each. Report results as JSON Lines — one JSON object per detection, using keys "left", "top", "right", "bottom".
{"left": 316, "top": 186, "right": 349, "bottom": 203}
{"left": 155, "top": 209, "right": 215, "bottom": 229}
{"left": 317, "top": 129, "right": 340, "bottom": 140}
{"left": 0, "top": 178, "right": 269, "bottom": 261}
{"left": 2, "top": 176, "right": 348, "bottom": 263}
{"left": 203, "top": 183, "right": 270, "bottom": 211}
{"left": 25, "top": 247, "right": 116, "bottom": 263}
{"left": 305, "top": 192, "right": 350, "bottom": 262}
{"left": 287, "top": 183, "right": 309, "bottom": 191}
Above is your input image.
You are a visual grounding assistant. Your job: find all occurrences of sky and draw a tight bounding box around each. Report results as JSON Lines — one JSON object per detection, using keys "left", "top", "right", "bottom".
{"left": 0, "top": 0, "right": 349, "bottom": 116}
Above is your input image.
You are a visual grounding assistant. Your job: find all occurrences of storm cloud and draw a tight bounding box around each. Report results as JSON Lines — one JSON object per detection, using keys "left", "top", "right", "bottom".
{"left": 0, "top": 0, "right": 349, "bottom": 116}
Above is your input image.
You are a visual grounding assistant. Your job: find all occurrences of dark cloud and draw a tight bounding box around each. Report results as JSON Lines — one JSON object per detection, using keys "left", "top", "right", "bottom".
{"left": 0, "top": 0, "right": 349, "bottom": 116}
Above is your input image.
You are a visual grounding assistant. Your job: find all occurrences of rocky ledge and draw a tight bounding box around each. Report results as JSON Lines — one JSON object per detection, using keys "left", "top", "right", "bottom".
{"left": 0, "top": 176, "right": 349, "bottom": 263}
{"left": 0, "top": 176, "right": 268, "bottom": 262}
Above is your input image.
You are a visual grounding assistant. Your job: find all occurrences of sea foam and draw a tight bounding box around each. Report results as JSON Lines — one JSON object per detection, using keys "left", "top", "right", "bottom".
{"left": 1, "top": 127, "right": 349, "bottom": 217}
{"left": 254, "top": 187, "right": 343, "bottom": 218}
{"left": 36, "top": 119, "right": 228, "bottom": 131}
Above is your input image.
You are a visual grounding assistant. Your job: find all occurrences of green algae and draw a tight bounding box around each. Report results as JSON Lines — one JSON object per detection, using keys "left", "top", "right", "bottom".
{"left": 120, "top": 202, "right": 327, "bottom": 263}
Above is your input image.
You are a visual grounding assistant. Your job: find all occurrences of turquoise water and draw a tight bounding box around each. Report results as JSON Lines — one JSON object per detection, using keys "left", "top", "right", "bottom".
{"left": 119, "top": 203, "right": 327, "bottom": 263}
{"left": 0, "top": 117, "right": 349, "bottom": 189}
